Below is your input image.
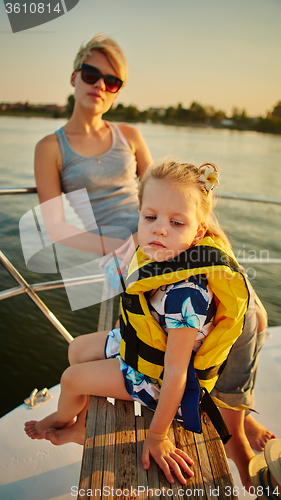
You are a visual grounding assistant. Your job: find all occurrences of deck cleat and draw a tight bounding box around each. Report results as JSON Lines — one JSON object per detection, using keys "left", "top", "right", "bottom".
{"left": 24, "top": 388, "right": 53, "bottom": 409}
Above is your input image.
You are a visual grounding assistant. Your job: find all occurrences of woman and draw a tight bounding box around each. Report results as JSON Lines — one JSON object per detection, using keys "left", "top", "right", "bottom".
{"left": 35, "top": 34, "right": 152, "bottom": 258}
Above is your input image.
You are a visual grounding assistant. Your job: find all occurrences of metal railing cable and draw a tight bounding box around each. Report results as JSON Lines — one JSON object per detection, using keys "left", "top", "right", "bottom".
{"left": 0, "top": 187, "right": 37, "bottom": 195}
{"left": 0, "top": 250, "right": 74, "bottom": 344}
{"left": 218, "top": 192, "right": 281, "bottom": 205}
{"left": 0, "top": 273, "right": 106, "bottom": 301}
{"left": 1, "top": 186, "right": 280, "bottom": 343}
{"left": 1, "top": 186, "right": 281, "bottom": 205}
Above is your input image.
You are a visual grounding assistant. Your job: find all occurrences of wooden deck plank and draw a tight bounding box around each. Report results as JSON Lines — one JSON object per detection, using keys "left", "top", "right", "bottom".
{"left": 115, "top": 399, "right": 138, "bottom": 499}
{"left": 172, "top": 421, "right": 192, "bottom": 500}
{"left": 102, "top": 400, "right": 116, "bottom": 500}
{"left": 201, "top": 413, "right": 237, "bottom": 500}
{"left": 142, "top": 406, "right": 161, "bottom": 499}
{"left": 78, "top": 396, "right": 99, "bottom": 498}
{"left": 97, "top": 279, "right": 114, "bottom": 332}
{"left": 173, "top": 420, "right": 206, "bottom": 500}
{"left": 136, "top": 416, "right": 149, "bottom": 500}
{"left": 194, "top": 423, "right": 216, "bottom": 500}
{"left": 90, "top": 397, "right": 108, "bottom": 495}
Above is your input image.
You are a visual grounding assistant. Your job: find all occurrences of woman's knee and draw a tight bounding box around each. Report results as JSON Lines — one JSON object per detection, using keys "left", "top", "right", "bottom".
{"left": 256, "top": 304, "right": 268, "bottom": 333}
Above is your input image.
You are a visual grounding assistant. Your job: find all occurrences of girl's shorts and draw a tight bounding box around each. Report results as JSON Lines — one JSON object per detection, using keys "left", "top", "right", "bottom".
{"left": 104, "top": 328, "right": 183, "bottom": 420}
{"left": 104, "top": 328, "right": 160, "bottom": 411}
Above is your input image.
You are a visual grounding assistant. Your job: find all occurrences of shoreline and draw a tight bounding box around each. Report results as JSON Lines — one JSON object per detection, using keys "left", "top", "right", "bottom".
{"left": 0, "top": 112, "right": 280, "bottom": 136}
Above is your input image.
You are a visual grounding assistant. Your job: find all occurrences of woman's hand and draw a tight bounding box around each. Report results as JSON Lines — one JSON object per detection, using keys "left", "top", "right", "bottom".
{"left": 142, "top": 431, "right": 194, "bottom": 485}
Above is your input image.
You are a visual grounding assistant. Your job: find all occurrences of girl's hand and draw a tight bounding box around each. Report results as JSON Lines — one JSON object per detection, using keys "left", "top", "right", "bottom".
{"left": 114, "top": 234, "right": 137, "bottom": 269}
{"left": 142, "top": 431, "right": 194, "bottom": 485}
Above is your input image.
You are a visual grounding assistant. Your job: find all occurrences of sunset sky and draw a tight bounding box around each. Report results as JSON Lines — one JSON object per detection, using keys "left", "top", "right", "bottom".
{"left": 0, "top": 0, "right": 280, "bottom": 116}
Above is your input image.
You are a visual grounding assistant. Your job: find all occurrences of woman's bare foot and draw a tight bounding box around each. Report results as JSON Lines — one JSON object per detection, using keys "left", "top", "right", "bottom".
{"left": 244, "top": 414, "right": 276, "bottom": 452}
{"left": 225, "top": 433, "right": 255, "bottom": 491}
{"left": 24, "top": 412, "right": 74, "bottom": 440}
{"left": 43, "top": 420, "right": 85, "bottom": 446}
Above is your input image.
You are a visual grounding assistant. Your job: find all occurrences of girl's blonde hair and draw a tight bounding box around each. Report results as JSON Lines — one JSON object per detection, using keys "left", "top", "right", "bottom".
{"left": 138, "top": 160, "right": 231, "bottom": 249}
{"left": 73, "top": 33, "right": 128, "bottom": 86}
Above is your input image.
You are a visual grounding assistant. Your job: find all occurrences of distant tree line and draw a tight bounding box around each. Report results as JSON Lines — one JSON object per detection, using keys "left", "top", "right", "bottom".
{"left": 0, "top": 100, "right": 67, "bottom": 118}
{"left": 104, "top": 100, "right": 281, "bottom": 134}
{"left": 1, "top": 95, "right": 281, "bottom": 135}
{"left": 253, "top": 101, "right": 281, "bottom": 134}
{"left": 65, "top": 97, "right": 281, "bottom": 134}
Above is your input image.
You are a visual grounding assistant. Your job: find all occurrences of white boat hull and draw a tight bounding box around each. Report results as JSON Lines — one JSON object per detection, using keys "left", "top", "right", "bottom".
{"left": 0, "top": 384, "right": 82, "bottom": 500}
{"left": 0, "top": 327, "right": 280, "bottom": 500}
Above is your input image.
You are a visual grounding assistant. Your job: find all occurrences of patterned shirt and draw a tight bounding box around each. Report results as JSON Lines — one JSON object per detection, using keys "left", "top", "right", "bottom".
{"left": 148, "top": 274, "right": 216, "bottom": 352}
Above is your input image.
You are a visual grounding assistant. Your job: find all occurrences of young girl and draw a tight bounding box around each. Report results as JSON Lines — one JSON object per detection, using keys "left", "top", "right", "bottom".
{"left": 25, "top": 160, "right": 250, "bottom": 485}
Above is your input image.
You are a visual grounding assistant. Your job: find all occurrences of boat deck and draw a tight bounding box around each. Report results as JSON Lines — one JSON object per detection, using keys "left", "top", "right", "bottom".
{"left": 0, "top": 326, "right": 280, "bottom": 500}
{"left": 78, "top": 397, "right": 235, "bottom": 500}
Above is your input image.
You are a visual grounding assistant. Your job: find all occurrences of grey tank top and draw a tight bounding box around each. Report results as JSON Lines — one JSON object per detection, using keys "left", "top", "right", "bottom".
{"left": 56, "top": 121, "right": 139, "bottom": 238}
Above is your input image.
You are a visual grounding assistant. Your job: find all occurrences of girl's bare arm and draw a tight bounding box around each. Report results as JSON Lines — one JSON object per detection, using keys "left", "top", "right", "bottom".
{"left": 142, "top": 326, "right": 198, "bottom": 484}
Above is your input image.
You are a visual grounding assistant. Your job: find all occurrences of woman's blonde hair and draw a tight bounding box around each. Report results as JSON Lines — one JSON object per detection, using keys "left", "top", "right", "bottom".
{"left": 73, "top": 33, "right": 128, "bottom": 85}
{"left": 138, "top": 159, "right": 231, "bottom": 249}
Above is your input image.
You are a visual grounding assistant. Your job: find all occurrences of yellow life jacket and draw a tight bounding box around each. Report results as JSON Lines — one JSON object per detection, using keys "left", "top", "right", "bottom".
{"left": 120, "top": 236, "right": 249, "bottom": 393}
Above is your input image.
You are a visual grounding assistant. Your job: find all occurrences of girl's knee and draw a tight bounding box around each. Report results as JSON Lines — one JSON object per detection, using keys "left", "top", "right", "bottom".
{"left": 68, "top": 331, "right": 108, "bottom": 365}
{"left": 68, "top": 336, "right": 84, "bottom": 365}
{"left": 60, "top": 366, "right": 76, "bottom": 389}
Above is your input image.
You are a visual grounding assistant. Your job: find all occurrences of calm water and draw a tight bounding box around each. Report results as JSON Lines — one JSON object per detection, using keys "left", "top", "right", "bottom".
{"left": 0, "top": 116, "right": 280, "bottom": 417}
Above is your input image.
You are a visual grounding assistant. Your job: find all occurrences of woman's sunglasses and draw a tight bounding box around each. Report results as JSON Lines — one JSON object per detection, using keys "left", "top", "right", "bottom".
{"left": 79, "top": 63, "right": 123, "bottom": 93}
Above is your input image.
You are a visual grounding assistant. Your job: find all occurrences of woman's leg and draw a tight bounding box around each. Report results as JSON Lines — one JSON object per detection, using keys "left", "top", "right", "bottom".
{"left": 220, "top": 408, "right": 255, "bottom": 491}
{"left": 25, "top": 357, "right": 133, "bottom": 440}
{"left": 243, "top": 305, "right": 275, "bottom": 450}
{"left": 212, "top": 290, "right": 273, "bottom": 448}
{"left": 211, "top": 287, "right": 259, "bottom": 409}
{"left": 211, "top": 287, "right": 274, "bottom": 490}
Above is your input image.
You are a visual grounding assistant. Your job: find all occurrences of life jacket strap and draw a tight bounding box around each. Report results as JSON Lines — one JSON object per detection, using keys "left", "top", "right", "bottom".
{"left": 120, "top": 313, "right": 165, "bottom": 368}
{"left": 195, "top": 359, "right": 227, "bottom": 381}
{"left": 181, "top": 353, "right": 202, "bottom": 434}
{"left": 181, "top": 354, "right": 232, "bottom": 445}
{"left": 200, "top": 388, "right": 232, "bottom": 444}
